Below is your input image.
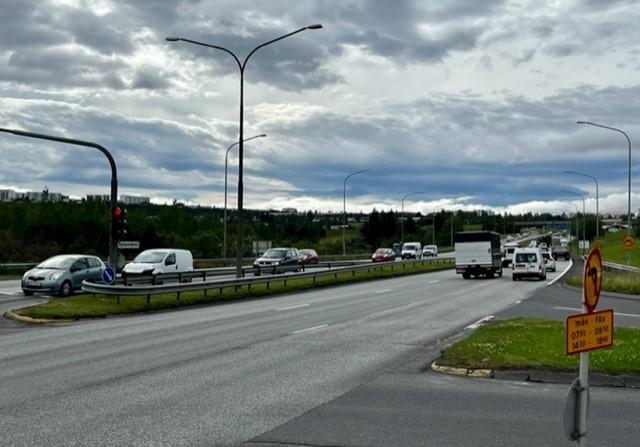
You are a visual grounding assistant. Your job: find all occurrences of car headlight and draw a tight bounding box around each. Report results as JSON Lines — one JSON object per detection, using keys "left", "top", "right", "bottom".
{"left": 22, "top": 271, "right": 31, "bottom": 280}
{"left": 49, "top": 271, "right": 64, "bottom": 280}
{"left": 274, "top": 261, "right": 280, "bottom": 266}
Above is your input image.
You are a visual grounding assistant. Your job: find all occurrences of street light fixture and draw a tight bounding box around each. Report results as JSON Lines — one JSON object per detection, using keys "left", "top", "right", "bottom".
{"left": 566, "top": 202, "right": 580, "bottom": 257}
{"left": 342, "top": 169, "right": 370, "bottom": 256}
{"left": 564, "top": 170, "right": 599, "bottom": 241}
{"left": 562, "top": 190, "right": 586, "bottom": 254}
{"left": 223, "top": 133, "right": 266, "bottom": 259}
{"left": 400, "top": 192, "right": 424, "bottom": 243}
{"left": 167, "top": 24, "right": 323, "bottom": 277}
{"left": 577, "top": 121, "right": 632, "bottom": 263}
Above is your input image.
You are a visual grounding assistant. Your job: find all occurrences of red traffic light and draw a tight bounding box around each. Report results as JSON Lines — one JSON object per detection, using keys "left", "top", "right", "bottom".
{"left": 112, "top": 206, "right": 123, "bottom": 218}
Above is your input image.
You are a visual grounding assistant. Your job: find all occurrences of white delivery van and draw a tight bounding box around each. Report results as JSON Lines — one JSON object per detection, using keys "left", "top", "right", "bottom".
{"left": 122, "top": 249, "right": 194, "bottom": 276}
{"left": 511, "top": 247, "right": 545, "bottom": 281}
{"left": 401, "top": 242, "right": 422, "bottom": 259}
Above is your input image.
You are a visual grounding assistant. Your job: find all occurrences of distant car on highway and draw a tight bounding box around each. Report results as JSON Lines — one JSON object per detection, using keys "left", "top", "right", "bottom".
{"left": 541, "top": 250, "right": 556, "bottom": 272}
{"left": 298, "top": 249, "right": 319, "bottom": 265}
{"left": 21, "top": 254, "right": 105, "bottom": 297}
{"left": 253, "top": 248, "right": 300, "bottom": 275}
{"left": 422, "top": 245, "right": 438, "bottom": 257}
{"left": 371, "top": 248, "right": 396, "bottom": 262}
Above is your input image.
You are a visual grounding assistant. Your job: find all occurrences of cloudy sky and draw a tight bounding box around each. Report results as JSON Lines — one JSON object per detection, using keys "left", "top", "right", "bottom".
{"left": 1, "top": 0, "right": 639, "bottom": 216}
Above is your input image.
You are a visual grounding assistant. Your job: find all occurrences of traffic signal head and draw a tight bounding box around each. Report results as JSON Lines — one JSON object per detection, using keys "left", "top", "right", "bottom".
{"left": 111, "top": 204, "right": 129, "bottom": 239}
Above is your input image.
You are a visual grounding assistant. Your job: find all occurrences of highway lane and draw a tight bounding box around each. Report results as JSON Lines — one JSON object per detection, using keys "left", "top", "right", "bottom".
{"left": 0, "top": 263, "right": 566, "bottom": 446}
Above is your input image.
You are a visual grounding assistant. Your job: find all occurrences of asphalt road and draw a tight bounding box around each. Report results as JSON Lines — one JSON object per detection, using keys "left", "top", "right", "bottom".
{"left": 0, "top": 263, "right": 563, "bottom": 446}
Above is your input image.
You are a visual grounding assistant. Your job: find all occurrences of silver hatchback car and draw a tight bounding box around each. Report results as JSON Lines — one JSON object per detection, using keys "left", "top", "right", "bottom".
{"left": 21, "top": 254, "right": 105, "bottom": 297}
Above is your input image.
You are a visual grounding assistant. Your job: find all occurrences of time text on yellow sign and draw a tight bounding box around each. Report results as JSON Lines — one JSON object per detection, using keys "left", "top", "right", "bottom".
{"left": 565, "top": 309, "right": 614, "bottom": 355}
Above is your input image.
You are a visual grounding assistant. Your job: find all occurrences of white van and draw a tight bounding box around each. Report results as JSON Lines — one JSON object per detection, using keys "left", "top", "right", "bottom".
{"left": 401, "top": 242, "right": 422, "bottom": 259}
{"left": 123, "top": 249, "right": 194, "bottom": 276}
{"left": 512, "top": 247, "right": 545, "bottom": 281}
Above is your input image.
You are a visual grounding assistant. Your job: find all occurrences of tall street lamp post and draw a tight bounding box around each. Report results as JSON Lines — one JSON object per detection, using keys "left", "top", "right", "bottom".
{"left": 400, "top": 192, "right": 424, "bottom": 243}
{"left": 562, "top": 190, "right": 586, "bottom": 255}
{"left": 342, "top": 169, "right": 370, "bottom": 256}
{"left": 566, "top": 202, "right": 580, "bottom": 257}
{"left": 565, "top": 170, "right": 599, "bottom": 241}
{"left": 167, "top": 24, "right": 323, "bottom": 278}
{"left": 577, "top": 121, "right": 632, "bottom": 264}
{"left": 223, "top": 134, "right": 266, "bottom": 259}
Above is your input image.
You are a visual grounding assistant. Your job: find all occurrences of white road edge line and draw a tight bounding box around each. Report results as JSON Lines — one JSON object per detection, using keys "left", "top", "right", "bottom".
{"left": 554, "top": 306, "right": 640, "bottom": 318}
{"left": 277, "top": 304, "right": 310, "bottom": 311}
{"left": 289, "top": 324, "right": 328, "bottom": 335}
{"left": 547, "top": 259, "right": 574, "bottom": 286}
{"left": 374, "top": 288, "right": 393, "bottom": 294}
{"left": 465, "top": 315, "right": 494, "bottom": 330}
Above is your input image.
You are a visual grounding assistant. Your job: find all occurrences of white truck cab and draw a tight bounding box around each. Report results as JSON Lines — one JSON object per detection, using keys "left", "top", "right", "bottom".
{"left": 123, "top": 249, "right": 194, "bottom": 276}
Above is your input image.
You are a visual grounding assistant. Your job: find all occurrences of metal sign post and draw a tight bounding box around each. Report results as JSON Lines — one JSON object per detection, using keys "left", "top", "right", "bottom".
{"left": 563, "top": 247, "right": 609, "bottom": 446}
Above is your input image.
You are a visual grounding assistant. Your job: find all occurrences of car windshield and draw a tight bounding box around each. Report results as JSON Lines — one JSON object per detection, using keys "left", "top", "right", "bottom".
{"left": 515, "top": 253, "right": 538, "bottom": 263}
{"left": 299, "top": 250, "right": 313, "bottom": 256}
{"left": 263, "top": 249, "right": 287, "bottom": 258}
{"left": 403, "top": 245, "right": 417, "bottom": 250}
{"left": 375, "top": 249, "right": 388, "bottom": 254}
{"left": 37, "top": 256, "right": 77, "bottom": 270}
{"left": 133, "top": 251, "right": 167, "bottom": 263}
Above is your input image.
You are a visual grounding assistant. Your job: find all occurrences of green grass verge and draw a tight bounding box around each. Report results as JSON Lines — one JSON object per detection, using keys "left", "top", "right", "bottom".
{"left": 14, "top": 260, "right": 454, "bottom": 320}
{"left": 566, "top": 271, "right": 640, "bottom": 295}
{"left": 439, "top": 318, "right": 640, "bottom": 375}
{"left": 596, "top": 231, "right": 640, "bottom": 266}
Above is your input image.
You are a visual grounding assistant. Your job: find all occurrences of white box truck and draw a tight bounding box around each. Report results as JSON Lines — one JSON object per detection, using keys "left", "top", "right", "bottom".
{"left": 455, "top": 231, "right": 503, "bottom": 279}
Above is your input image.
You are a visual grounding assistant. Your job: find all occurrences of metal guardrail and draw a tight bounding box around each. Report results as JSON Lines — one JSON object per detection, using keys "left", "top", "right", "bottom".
{"left": 82, "top": 257, "right": 455, "bottom": 302}
{"left": 119, "top": 260, "right": 373, "bottom": 286}
{"left": 603, "top": 261, "right": 640, "bottom": 273}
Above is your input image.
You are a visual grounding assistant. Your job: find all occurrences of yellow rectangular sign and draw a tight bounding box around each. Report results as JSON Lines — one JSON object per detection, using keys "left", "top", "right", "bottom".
{"left": 566, "top": 309, "right": 614, "bottom": 355}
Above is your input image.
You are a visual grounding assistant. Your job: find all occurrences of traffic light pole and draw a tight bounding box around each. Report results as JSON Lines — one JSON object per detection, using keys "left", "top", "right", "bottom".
{"left": 0, "top": 128, "right": 119, "bottom": 271}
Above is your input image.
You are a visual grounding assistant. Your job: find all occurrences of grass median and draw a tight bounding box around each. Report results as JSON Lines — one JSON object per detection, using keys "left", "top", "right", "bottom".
{"left": 12, "top": 260, "right": 454, "bottom": 321}
{"left": 566, "top": 271, "right": 640, "bottom": 295}
{"left": 439, "top": 318, "right": 640, "bottom": 375}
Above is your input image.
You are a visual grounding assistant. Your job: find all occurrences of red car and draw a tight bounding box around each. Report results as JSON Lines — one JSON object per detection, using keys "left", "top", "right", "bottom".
{"left": 371, "top": 248, "right": 396, "bottom": 262}
{"left": 298, "top": 249, "right": 319, "bottom": 264}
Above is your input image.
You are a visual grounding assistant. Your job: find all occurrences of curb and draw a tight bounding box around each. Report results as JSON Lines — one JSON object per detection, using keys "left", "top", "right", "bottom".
{"left": 3, "top": 310, "right": 70, "bottom": 324}
{"left": 431, "top": 360, "right": 640, "bottom": 389}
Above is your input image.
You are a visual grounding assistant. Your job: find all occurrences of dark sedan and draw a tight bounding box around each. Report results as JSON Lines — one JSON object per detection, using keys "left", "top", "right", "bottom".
{"left": 371, "top": 248, "right": 396, "bottom": 262}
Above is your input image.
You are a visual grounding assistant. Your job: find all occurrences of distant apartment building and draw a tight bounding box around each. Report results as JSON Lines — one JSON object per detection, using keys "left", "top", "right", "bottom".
{"left": 86, "top": 194, "right": 110, "bottom": 202}
{"left": 0, "top": 189, "right": 17, "bottom": 201}
{"left": 120, "top": 195, "right": 150, "bottom": 205}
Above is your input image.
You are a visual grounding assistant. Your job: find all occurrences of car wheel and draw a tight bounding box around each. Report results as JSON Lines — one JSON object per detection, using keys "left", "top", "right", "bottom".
{"left": 22, "top": 290, "right": 34, "bottom": 296}
{"left": 462, "top": 273, "right": 470, "bottom": 280}
{"left": 512, "top": 275, "right": 517, "bottom": 281}
{"left": 58, "top": 280, "right": 73, "bottom": 297}
{"left": 498, "top": 269, "right": 503, "bottom": 277}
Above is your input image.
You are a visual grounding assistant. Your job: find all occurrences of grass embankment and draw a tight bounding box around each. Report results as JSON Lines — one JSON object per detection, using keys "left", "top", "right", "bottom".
{"left": 13, "top": 259, "right": 454, "bottom": 320}
{"left": 566, "top": 271, "right": 640, "bottom": 295}
{"left": 596, "top": 231, "right": 640, "bottom": 266}
{"left": 439, "top": 318, "right": 640, "bottom": 375}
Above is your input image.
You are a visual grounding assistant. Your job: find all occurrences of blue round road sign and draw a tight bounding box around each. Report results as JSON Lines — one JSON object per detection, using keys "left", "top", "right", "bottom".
{"left": 102, "top": 267, "right": 115, "bottom": 285}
